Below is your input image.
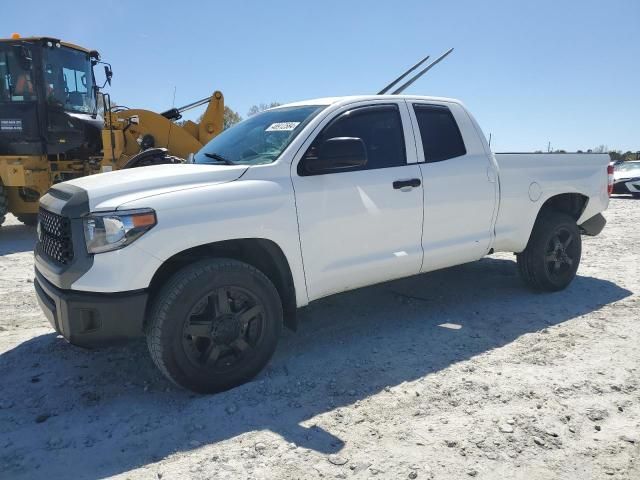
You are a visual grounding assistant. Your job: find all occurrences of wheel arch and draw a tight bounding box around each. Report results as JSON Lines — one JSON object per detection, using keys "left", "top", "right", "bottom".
{"left": 537, "top": 192, "right": 589, "bottom": 221}
{"left": 524, "top": 192, "right": 589, "bottom": 249}
{"left": 146, "top": 238, "right": 298, "bottom": 331}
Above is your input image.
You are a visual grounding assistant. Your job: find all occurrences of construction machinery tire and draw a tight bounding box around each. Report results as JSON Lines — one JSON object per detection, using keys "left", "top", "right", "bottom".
{"left": 0, "top": 184, "right": 8, "bottom": 227}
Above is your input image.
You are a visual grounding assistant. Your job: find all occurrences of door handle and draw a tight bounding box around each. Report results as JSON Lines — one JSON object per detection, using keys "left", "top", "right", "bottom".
{"left": 393, "top": 178, "right": 421, "bottom": 190}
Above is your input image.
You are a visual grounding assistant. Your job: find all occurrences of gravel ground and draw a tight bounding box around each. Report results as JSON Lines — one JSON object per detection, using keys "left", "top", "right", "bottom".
{"left": 1, "top": 198, "right": 639, "bottom": 480}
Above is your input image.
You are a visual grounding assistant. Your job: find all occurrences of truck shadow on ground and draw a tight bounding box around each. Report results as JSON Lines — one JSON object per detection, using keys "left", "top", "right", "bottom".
{"left": 0, "top": 219, "right": 36, "bottom": 255}
{"left": 0, "top": 257, "right": 631, "bottom": 479}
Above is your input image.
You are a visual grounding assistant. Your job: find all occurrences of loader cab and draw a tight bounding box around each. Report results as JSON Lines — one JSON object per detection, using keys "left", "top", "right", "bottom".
{"left": 0, "top": 37, "right": 103, "bottom": 159}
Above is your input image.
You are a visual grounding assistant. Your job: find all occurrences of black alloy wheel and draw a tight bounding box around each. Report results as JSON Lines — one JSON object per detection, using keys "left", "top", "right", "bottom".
{"left": 543, "top": 226, "right": 579, "bottom": 282}
{"left": 517, "top": 211, "right": 582, "bottom": 292}
{"left": 182, "top": 286, "right": 266, "bottom": 373}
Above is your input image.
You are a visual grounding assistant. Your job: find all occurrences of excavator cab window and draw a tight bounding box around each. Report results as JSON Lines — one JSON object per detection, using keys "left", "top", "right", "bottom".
{"left": 0, "top": 44, "right": 36, "bottom": 102}
{"left": 42, "top": 46, "right": 96, "bottom": 114}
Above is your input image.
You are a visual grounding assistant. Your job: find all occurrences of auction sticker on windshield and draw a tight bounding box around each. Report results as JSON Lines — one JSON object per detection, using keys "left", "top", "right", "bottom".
{"left": 265, "top": 122, "right": 300, "bottom": 132}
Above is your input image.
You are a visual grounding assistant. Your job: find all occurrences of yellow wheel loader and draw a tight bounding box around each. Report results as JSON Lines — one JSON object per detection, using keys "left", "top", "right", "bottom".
{"left": 0, "top": 35, "right": 224, "bottom": 227}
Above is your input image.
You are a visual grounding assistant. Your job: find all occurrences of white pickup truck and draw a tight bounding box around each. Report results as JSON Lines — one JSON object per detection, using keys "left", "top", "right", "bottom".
{"left": 34, "top": 95, "right": 611, "bottom": 393}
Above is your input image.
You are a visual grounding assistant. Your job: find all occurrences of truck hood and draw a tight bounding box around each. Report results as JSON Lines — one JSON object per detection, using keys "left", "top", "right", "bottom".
{"left": 63, "top": 163, "right": 248, "bottom": 211}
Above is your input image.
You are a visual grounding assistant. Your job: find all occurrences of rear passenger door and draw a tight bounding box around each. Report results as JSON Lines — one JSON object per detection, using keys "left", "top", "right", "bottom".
{"left": 408, "top": 101, "right": 498, "bottom": 272}
{"left": 292, "top": 102, "right": 424, "bottom": 301}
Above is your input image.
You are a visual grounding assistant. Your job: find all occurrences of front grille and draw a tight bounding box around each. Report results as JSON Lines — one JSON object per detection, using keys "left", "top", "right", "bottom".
{"left": 38, "top": 208, "right": 74, "bottom": 264}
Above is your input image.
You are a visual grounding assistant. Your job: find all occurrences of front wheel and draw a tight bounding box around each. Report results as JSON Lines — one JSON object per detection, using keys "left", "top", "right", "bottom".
{"left": 146, "top": 258, "right": 283, "bottom": 393}
{"left": 517, "top": 211, "right": 582, "bottom": 292}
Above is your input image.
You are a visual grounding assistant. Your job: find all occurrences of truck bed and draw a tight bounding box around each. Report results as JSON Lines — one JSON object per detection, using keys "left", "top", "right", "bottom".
{"left": 492, "top": 153, "right": 610, "bottom": 253}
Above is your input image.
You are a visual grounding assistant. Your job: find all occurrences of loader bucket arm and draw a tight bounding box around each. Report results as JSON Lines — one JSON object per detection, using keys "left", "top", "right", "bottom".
{"left": 197, "top": 91, "right": 224, "bottom": 144}
{"left": 102, "top": 90, "right": 225, "bottom": 169}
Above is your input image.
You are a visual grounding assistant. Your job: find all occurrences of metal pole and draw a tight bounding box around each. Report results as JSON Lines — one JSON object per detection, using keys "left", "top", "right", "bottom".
{"left": 160, "top": 96, "right": 212, "bottom": 120}
{"left": 377, "top": 55, "right": 431, "bottom": 95}
{"left": 391, "top": 48, "right": 454, "bottom": 95}
{"left": 175, "top": 96, "right": 212, "bottom": 113}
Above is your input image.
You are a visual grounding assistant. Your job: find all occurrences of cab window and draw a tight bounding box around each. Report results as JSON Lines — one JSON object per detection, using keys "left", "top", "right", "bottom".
{"left": 42, "top": 47, "right": 95, "bottom": 114}
{"left": 0, "top": 45, "right": 36, "bottom": 102}
{"left": 413, "top": 104, "right": 466, "bottom": 162}
{"left": 299, "top": 104, "right": 406, "bottom": 175}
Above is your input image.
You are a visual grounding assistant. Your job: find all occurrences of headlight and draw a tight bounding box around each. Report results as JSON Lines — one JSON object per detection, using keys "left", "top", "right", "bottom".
{"left": 83, "top": 209, "right": 156, "bottom": 254}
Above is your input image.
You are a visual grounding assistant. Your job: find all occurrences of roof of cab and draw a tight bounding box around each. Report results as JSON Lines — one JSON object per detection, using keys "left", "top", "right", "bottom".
{"left": 0, "top": 36, "right": 97, "bottom": 55}
{"left": 277, "top": 95, "right": 462, "bottom": 108}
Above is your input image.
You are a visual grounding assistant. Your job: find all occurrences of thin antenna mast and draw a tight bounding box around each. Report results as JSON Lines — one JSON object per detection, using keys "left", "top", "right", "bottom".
{"left": 390, "top": 48, "right": 454, "bottom": 95}
{"left": 166, "top": 86, "right": 177, "bottom": 148}
{"left": 377, "top": 55, "right": 430, "bottom": 95}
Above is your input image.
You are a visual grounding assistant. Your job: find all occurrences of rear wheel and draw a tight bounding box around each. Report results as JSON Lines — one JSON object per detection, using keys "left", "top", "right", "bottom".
{"left": 0, "top": 184, "right": 8, "bottom": 227}
{"left": 517, "top": 211, "right": 581, "bottom": 292}
{"left": 146, "top": 258, "right": 282, "bottom": 393}
{"left": 16, "top": 213, "right": 38, "bottom": 226}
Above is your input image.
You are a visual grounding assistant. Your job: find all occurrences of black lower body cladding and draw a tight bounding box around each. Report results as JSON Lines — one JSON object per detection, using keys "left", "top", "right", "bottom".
{"left": 579, "top": 213, "right": 606, "bottom": 237}
{"left": 34, "top": 270, "right": 148, "bottom": 348}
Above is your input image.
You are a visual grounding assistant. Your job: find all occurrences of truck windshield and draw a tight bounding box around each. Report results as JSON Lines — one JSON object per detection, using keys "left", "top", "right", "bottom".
{"left": 0, "top": 44, "right": 36, "bottom": 102}
{"left": 42, "top": 46, "right": 96, "bottom": 114}
{"left": 194, "top": 105, "right": 326, "bottom": 165}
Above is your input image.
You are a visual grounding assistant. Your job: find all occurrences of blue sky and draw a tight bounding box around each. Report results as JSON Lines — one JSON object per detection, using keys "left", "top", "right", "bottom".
{"left": 4, "top": 0, "right": 639, "bottom": 152}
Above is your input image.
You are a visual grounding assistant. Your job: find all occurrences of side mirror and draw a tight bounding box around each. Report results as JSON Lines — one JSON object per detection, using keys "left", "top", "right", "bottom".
{"left": 304, "top": 137, "right": 367, "bottom": 174}
{"left": 104, "top": 65, "right": 113, "bottom": 86}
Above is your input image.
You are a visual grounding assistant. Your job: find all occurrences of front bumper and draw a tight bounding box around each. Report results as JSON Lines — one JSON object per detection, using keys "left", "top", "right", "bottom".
{"left": 612, "top": 178, "right": 640, "bottom": 194}
{"left": 612, "top": 181, "right": 630, "bottom": 194}
{"left": 35, "top": 270, "right": 148, "bottom": 348}
{"left": 625, "top": 179, "right": 640, "bottom": 194}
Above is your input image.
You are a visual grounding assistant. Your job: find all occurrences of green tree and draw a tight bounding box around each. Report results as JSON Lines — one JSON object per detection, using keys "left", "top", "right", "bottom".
{"left": 609, "top": 150, "right": 624, "bottom": 161}
{"left": 223, "top": 106, "right": 242, "bottom": 129}
{"left": 247, "top": 102, "right": 281, "bottom": 117}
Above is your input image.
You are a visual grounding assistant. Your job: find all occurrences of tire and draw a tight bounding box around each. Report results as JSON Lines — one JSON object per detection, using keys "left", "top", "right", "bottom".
{"left": 632, "top": 193, "right": 640, "bottom": 199}
{"left": 517, "top": 211, "right": 582, "bottom": 292}
{"left": 146, "top": 258, "right": 283, "bottom": 393}
{"left": 16, "top": 213, "right": 38, "bottom": 226}
{"left": 0, "top": 184, "right": 8, "bottom": 227}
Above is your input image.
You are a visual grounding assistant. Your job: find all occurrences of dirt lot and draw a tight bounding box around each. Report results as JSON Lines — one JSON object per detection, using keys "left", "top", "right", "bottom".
{"left": 1, "top": 198, "right": 639, "bottom": 480}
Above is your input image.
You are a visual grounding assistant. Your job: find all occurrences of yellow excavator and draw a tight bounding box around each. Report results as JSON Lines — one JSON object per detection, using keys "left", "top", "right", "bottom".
{"left": 0, "top": 34, "right": 224, "bottom": 226}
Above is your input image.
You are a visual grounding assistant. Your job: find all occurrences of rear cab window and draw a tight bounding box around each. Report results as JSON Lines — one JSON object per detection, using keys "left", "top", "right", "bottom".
{"left": 412, "top": 104, "right": 466, "bottom": 163}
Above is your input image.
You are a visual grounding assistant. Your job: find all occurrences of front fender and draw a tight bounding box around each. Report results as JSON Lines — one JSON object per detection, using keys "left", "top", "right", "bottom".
{"left": 73, "top": 177, "right": 309, "bottom": 307}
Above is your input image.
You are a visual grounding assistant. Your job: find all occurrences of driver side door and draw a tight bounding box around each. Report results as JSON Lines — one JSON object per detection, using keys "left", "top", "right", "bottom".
{"left": 291, "top": 102, "right": 424, "bottom": 301}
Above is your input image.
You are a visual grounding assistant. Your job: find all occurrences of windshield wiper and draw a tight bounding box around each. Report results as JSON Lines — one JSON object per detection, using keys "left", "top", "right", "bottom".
{"left": 203, "top": 152, "right": 236, "bottom": 165}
